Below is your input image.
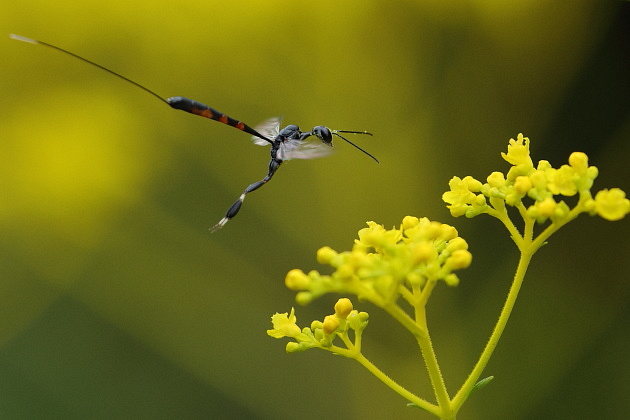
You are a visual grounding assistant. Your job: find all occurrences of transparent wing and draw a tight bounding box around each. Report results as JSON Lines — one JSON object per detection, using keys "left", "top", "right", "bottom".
{"left": 278, "top": 138, "right": 335, "bottom": 160}
{"left": 252, "top": 117, "right": 281, "bottom": 146}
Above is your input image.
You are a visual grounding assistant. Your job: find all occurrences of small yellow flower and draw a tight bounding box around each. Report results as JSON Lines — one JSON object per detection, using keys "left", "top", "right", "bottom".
{"left": 526, "top": 169, "right": 552, "bottom": 201}
{"left": 501, "top": 133, "right": 533, "bottom": 168}
{"left": 402, "top": 215, "right": 420, "bottom": 230}
{"left": 334, "top": 298, "right": 354, "bottom": 319}
{"left": 285, "top": 342, "right": 301, "bottom": 353}
{"left": 534, "top": 197, "right": 556, "bottom": 217}
{"left": 445, "top": 237, "right": 468, "bottom": 253}
{"left": 437, "top": 223, "right": 459, "bottom": 241}
{"left": 317, "top": 246, "right": 338, "bottom": 265}
{"left": 513, "top": 176, "right": 532, "bottom": 195}
{"left": 337, "top": 263, "right": 355, "bottom": 280}
{"left": 568, "top": 152, "right": 589, "bottom": 175}
{"left": 552, "top": 201, "right": 571, "bottom": 221}
{"left": 267, "top": 308, "right": 302, "bottom": 338}
{"left": 347, "top": 310, "right": 369, "bottom": 331}
{"left": 322, "top": 315, "right": 340, "bottom": 335}
{"left": 487, "top": 171, "right": 506, "bottom": 189}
{"left": 443, "top": 176, "right": 487, "bottom": 217}
{"left": 444, "top": 273, "right": 460, "bottom": 287}
{"left": 412, "top": 241, "right": 437, "bottom": 263}
{"left": 464, "top": 176, "right": 484, "bottom": 192}
{"left": 537, "top": 160, "right": 552, "bottom": 171}
{"left": 529, "top": 169, "right": 547, "bottom": 189}
{"left": 445, "top": 249, "right": 473, "bottom": 270}
{"left": 355, "top": 221, "right": 402, "bottom": 251}
{"left": 285, "top": 269, "right": 310, "bottom": 290}
{"left": 594, "top": 188, "right": 629, "bottom": 221}
{"left": 546, "top": 165, "right": 578, "bottom": 197}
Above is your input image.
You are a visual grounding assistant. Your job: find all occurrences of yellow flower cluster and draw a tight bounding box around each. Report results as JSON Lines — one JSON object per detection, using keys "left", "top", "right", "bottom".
{"left": 443, "top": 134, "right": 629, "bottom": 223}
{"left": 284, "top": 216, "right": 472, "bottom": 307}
{"left": 267, "top": 298, "right": 369, "bottom": 353}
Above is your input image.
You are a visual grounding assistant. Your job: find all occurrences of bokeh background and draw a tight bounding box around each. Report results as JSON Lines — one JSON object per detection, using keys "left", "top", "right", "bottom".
{"left": 2, "top": 1, "right": 629, "bottom": 419}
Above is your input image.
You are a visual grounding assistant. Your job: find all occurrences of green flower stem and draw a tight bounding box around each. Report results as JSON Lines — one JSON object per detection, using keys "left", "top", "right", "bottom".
{"left": 331, "top": 338, "right": 439, "bottom": 415}
{"left": 516, "top": 202, "right": 529, "bottom": 222}
{"left": 418, "top": 278, "right": 437, "bottom": 308}
{"left": 383, "top": 302, "right": 424, "bottom": 338}
{"left": 414, "top": 282, "right": 453, "bottom": 417}
{"left": 516, "top": 203, "right": 535, "bottom": 243}
{"left": 414, "top": 310, "right": 454, "bottom": 419}
{"left": 487, "top": 207, "right": 524, "bottom": 246}
{"left": 522, "top": 215, "right": 535, "bottom": 244}
{"left": 382, "top": 301, "right": 453, "bottom": 417}
{"left": 350, "top": 349, "right": 441, "bottom": 416}
{"left": 338, "top": 332, "right": 354, "bottom": 349}
{"left": 398, "top": 284, "right": 416, "bottom": 306}
{"left": 451, "top": 192, "right": 592, "bottom": 411}
{"left": 452, "top": 246, "right": 534, "bottom": 411}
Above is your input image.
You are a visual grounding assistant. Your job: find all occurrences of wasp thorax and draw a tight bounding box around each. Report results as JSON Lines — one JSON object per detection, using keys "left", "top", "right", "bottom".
{"left": 279, "top": 124, "right": 301, "bottom": 139}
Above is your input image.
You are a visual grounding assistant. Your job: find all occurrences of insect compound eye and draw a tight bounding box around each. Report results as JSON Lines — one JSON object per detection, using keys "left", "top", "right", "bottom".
{"left": 312, "top": 126, "right": 333, "bottom": 145}
{"left": 279, "top": 124, "right": 301, "bottom": 139}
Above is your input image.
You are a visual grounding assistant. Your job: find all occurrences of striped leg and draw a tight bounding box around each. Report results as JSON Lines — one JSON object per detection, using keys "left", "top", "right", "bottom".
{"left": 210, "top": 159, "right": 282, "bottom": 232}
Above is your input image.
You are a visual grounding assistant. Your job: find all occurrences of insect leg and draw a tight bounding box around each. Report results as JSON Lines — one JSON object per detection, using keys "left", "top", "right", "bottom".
{"left": 210, "top": 159, "right": 282, "bottom": 232}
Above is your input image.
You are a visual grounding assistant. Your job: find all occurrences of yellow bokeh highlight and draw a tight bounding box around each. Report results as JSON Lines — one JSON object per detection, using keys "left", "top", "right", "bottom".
{"left": 1, "top": 87, "right": 160, "bottom": 246}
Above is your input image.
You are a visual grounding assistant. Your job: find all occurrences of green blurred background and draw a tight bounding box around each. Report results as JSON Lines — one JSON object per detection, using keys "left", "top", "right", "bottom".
{"left": 2, "top": 1, "right": 629, "bottom": 419}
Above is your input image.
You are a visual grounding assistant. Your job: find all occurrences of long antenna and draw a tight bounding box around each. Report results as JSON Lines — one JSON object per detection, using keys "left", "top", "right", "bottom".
{"left": 10, "top": 34, "right": 169, "bottom": 105}
{"left": 332, "top": 131, "right": 379, "bottom": 163}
